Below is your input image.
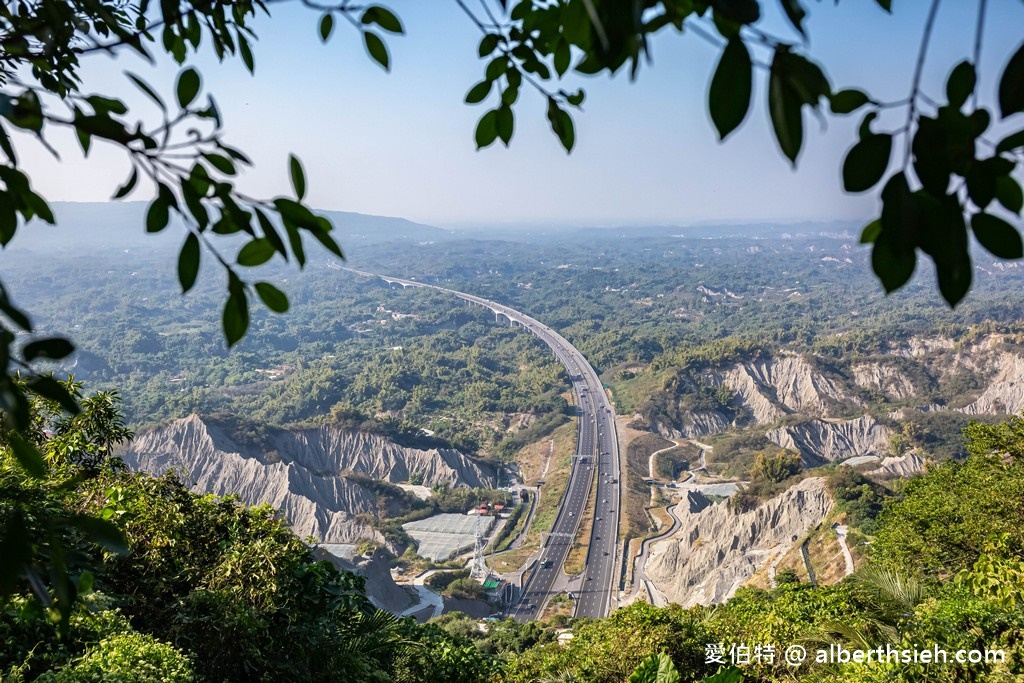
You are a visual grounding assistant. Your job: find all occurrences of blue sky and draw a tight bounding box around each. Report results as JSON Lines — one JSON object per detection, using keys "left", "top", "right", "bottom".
{"left": 14, "top": 1, "right": 1024, "bottom": 228}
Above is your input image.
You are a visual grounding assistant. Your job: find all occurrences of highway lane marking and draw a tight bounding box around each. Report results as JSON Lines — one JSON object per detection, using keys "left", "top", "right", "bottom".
{"left": 344, "top": 270, "right": 622, "bottom": 620}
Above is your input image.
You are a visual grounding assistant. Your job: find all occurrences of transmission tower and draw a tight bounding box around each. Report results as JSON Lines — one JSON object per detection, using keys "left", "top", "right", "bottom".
{"left": 470, "top": 513, "right": 488, "bottom": 580}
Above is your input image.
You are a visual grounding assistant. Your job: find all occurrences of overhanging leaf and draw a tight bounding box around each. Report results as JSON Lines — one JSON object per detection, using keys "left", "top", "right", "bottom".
{"left": 125, "top": 72, "right": 166, "bottom": 111}
{"left": 830, "top": 89, "right": 870, "bottom": 115}
{"left": 178, "top": 233, "right": 201, "bottom": 293}
{"left": 475, "top": 110, "right": 498, "bottom": 149}
{"left": 779, "top": 0, "right": 807, "bottom": 37}
{"left": 996, "top": 129, "right": 1024, "bottom": 153}
{"left": 69, "top": 516, "right": 129, "bottom": 556}
{"left": 478, "top": 34, "right": 500, "bottom": 58}
{"left": 496, "top": 105, "right": 514, "bottom": 146}
{"left": 309, "top": 224, "right": 344, "bottom": 258}
{"left": 202, "top": 153, "right": 236, "bottom": 176}
{"left": 0, "top": 287, "right": 31, "bottom": 330}
{"left": 176, "top": 67, "right": 201, "bottom": 108}
{"left": 860, "top": 219, "right": 882, "bottom": 244}
{"left": 0, "top": 510, "right": 31, "bottom": 594}
{"left": 255, "top": 208, "right": 288, "bottom": 259}
{"left": 842, "top": 134, "right": 892, "bottom": 193}
{"left": 546, "top": 99, "right": 575, "bottom": 153}
{"left": 238, "top": 238, "right": 276, "bottom": 266}
{"left": 769, "top": 52, "right": 804, "bottom": 164}
{"left": 872, "top": 237, "right": 916, "bottom": 294}
{"left": 146, "top": 195, "right": 170, "bottom": 233}
{"left": 966, "top": 163, "right": 997, "bottom": 209}
{"left": 255, "top": 282, "right": 289, "bottom": 313}
{"left": 22, "top": 337, "right": 75, "bottom": 361}
{"left": 112, "top": 167, "right": 138, "bottom": 199}
{"left": 289, "top": 155, "right": 306, "bottom": 200}
{"left": 946, "top": 60, "right": 975, "bottom": 110}
{"left": 0, "top": 192, "right": 16, "bottom": 246}
{"left": 8, "top": 433, "right": 46, "bottom": 478}
{"left": 972, "top": 212, "right": 1023, "bottom": 259}
{"left": 999, "top": 41, "right": 1024, "bottom": 118}
{"left": 936, "top": 256, "right": 972, "bottom": 307}
{"left": 319, "top": 13, "right": 334, "bottom": 42}
{"left": 364, "top": 32, "right": 390, "bottom": 71}
{"left": 222, "top": 287, "right": 249, "bottom": 347}
{"left": 465, "top": 80, "right": 491, "bottom": 105}
{"left": 554, "top": 39, "right": 571, "bottom": 76}
{"left": 712, "top": 0, "right": 760, "bottom": 25}
{"left": 238, "top": 36, "right": 255, "bottom": 74}
{"left": 26, "top": 376, "right": 80, "bottom": 414}
{"left": 709, "top": 38, "right": 752, "bottom": 141}
{"left": 361, "top": 6, "right": 403, "bottom": 34}
{"left": 995, "top": 176, "right": 1023, "bottom": 214}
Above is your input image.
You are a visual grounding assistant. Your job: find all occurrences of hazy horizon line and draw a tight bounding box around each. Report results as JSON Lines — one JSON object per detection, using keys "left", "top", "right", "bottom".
{"left": 46, "top": 200, "right": 866, "bottom": 233}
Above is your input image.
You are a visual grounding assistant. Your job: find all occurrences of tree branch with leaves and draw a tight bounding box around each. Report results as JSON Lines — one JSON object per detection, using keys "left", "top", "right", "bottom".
{"left": 456, "top": 0, "right": 1024, "bottom": 307}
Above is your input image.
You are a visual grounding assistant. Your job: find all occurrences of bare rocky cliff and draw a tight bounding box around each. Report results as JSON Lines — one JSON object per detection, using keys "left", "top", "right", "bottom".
{"left": 866, "top": 452, "right": 927, "bottom": 478}
{"left": 852, "top": 362, "right": 917, "bottom": 399}
{"left": 651, "top": 410, "right": 731, "bottom": 439}
{"left": 119, "top": 414, "right": 496, "bottom": 546}
{"left": 766, "top": 416, "right": 892, "bottom": 465}
{"left": 958, "top": 351, "right": 1024, "bottom": 416}
{"left": 645, "top": 477, "right": 832, "bottom": 607}
{"left": 650, "top": 353, "right": 860, "bottom": 442}
{"left": 265, "top": 426, "right": 496, "bottom": 488}
{"left": 646, "top": 337, "right": 1024, "bottom": 463}
{"left": 718, "top": 354, "right": 854, "bottom": 423}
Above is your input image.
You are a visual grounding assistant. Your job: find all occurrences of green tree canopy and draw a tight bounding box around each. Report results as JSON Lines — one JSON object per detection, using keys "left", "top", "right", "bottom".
{"left": 3, "top": 0, "right": 1024, "bottom": 617}
{"left": 3, "top": 0, "right": 1023, "bottom": 440}
{"left": 872, "top": 416, "right": 1024, "bottom": 578}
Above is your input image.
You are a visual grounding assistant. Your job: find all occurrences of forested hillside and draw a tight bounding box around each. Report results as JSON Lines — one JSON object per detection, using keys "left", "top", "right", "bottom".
{"left": 7, "top": 221, "right": 1024, "bottom": 453}
{"left": 5, "top": 211, "right": 1024, "bottom": 681}
{"left": 3, "top": 386, "right": 1022, "bottom": 681}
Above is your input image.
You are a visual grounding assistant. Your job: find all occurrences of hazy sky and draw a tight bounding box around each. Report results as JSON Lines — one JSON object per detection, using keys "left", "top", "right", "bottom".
{"left": 13, "top": 1, "right": 1024, "bottom": 228}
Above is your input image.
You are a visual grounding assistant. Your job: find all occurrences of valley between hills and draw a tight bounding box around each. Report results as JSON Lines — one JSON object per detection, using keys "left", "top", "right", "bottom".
{"left": 4, "top": 206, "right": 1024, "bottom": 681}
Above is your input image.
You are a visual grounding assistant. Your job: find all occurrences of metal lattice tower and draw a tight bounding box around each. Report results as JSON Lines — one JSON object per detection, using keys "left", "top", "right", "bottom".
{"left": 470, "top": 514, "right": 488, "bottom": 580}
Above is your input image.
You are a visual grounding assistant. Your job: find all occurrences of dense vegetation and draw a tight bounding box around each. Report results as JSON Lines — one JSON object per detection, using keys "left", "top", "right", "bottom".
{"left": 0, "top": 389, "right": 497, "bottom": 682}
{"left": 6, "top": 225, "right": 1024, "bottom": 680}
{"left": 4, "top": 247, "right": 570, "bottom": 457}
{"left": 4, "top": 385, "right": 1023, "bottom": 681}
{"left": 8, "top": 226, "right": 1024, "bottom": 469}
{"left": 491, "top": 416, "right": 1024, "bottom": 682}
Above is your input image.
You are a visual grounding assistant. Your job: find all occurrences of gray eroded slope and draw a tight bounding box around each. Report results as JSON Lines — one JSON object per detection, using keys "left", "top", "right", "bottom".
{"left": 119, "top": 414, "right": 496, "bottom": 546}
{"left": 645, "top": 477, "right": 832, "bottom": 606}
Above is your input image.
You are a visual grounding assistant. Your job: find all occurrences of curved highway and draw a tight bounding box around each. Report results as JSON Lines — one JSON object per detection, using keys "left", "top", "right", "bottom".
{"left": 344, "top": 268, "right": 621, "bottom": 620}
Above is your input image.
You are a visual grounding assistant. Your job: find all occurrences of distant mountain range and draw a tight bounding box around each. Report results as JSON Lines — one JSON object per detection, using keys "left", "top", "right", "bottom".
{"left": 1, "top": 202, "right": 453, "bottom": 256}
{"left": 1, "top": 201, "right": 874, "bottom": 260}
